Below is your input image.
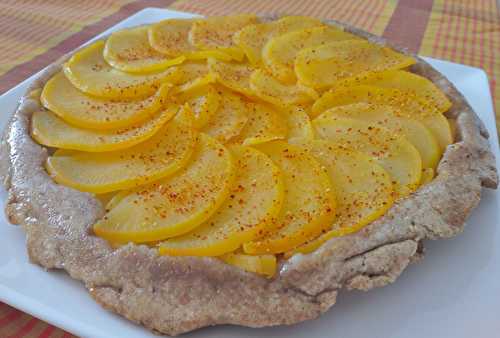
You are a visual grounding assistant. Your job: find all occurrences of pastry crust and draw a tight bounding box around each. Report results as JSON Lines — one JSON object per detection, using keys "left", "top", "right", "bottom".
{"left": 0, "top": 18, "right": 497, "bottom": 336}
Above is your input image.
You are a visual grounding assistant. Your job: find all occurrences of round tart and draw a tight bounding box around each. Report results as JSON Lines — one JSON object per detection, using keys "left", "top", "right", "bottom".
{"left": 1, "top": 14, "right": 497, "bottom": 336}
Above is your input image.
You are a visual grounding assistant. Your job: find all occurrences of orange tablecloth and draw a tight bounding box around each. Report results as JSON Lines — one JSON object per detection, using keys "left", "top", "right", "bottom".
{"left": 0, "top": 0, "right": 499, "bottom": 337}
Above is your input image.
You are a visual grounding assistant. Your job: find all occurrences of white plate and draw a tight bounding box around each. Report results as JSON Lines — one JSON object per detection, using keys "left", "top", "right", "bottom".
{"left": 1, "top": 8, "right": 499, "bottom": 338}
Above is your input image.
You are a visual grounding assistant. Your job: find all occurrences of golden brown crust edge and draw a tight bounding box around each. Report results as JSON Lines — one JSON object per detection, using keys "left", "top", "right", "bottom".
{"left": 0, "top": 19, "right": 497, "bottom": 336}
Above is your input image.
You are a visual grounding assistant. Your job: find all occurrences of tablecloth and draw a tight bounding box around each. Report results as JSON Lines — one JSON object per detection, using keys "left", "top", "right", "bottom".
{"left": 0, "top": 0, "right": 499, "bottom": 337}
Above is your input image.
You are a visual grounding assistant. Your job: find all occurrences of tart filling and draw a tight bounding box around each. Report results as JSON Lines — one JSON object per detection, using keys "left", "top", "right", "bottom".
{"left": 32, "top": 15, "right": 456, "bottom": 277}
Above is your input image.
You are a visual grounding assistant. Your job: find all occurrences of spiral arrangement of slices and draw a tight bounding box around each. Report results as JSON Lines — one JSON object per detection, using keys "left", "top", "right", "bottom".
{"left": 31, "top": 15, "right": 453, "bottom": 277}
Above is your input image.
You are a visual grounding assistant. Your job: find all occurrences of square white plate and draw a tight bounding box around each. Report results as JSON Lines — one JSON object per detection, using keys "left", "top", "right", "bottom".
{"left": 1, "top": 8, "right": 499, "bottom": 338}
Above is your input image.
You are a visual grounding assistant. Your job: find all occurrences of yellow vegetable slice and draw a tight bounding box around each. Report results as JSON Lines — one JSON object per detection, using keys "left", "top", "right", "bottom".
{"left": 148, "top": 19, "right": 199, "bottom": 57}
{"left": 421, "top": 113, "right": 454, "bottom": 151}
{"left": 159, "top": 145, "right": 284, "bottom": 256}
{"left": 421, "top": 167, "right": 435, "bottom": 185}
{"left": 207, "top": 58, "right": 256, "bottom": 98}
{"left": 295, "top": 40, "right": 416, "bottom": 88}
{"left": 46, "top": 106, "right": 197, "bottom": 193}
{"left": 262, "top": 26, "right": 358, "bottom": 83}
{"left": 233, "top": 22, "right": 275, "bottom": 64}
{"left": 346, "top": 70, "right": 452, "bottom": 113}
{"left": 93, "top": 133, "right": 236, "bottom": 243}
{"left": 220, "top": 253, "right": 277, "bottom": 278}
{"left": 176, "top": 85, "right": 221, "bottom": 128}
{"left": 249, "top": 69, "right": 318, "bottom": 107}
{"left": 313, "top": 116, "right": 422, "bottom": 197}
{"left": 40, "top": 72, "right": 169, "bottom": 130}
{"left": 243, "top": 141, "right": 336, "bottom": 254}
{"left": 31, "top": 106, "right": 175, "bottom": 152}
{"left": 202, "top": 88, "right": 248, "bottom": 143}
{"left": 313, "top": 85, "right": 433, "bottom": 117}
{"left": 103, "top": 26, "right": 185, "bottom": 73}
{"left": 95, "top": 191, "right": 117, "bottom": 208}
{"left": 177, "top": 61, "right": 210, "bottom": 84}
{"left": 234, "top": 15, "right": 324, "bottom": 65}
{"left": 285, "top": 106, "right": 315, "bottom": 142}
{"left": 189, "top": 14, "right": 258, "bottom": 61}
{"left": 176, "top": 73, "right": 217, "bottom": 94}
{"left": 318, "top": 103, "right": 440, "bottom": 168}
{"left": 149, "top": 18, "right": 240, "bottom": 62}
{"left": 105, "top": 190, "right": 128, "bottom": 211}
{"left": 288, "top": 140, "right": 395, "bottom": 256}
{"left": 64, "top": 41, "right": 181, "bottom": 99}
{"left": 175, "top": 61, "right": 217, "bottom": 94}
{"left": 312, "top": 85, "right": 453, "bottom": 150}
{"left": 233, "top": 101, "right": 287, "bottom": 145}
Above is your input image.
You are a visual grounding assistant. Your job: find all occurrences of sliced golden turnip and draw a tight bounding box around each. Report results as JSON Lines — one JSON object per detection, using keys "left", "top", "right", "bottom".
{"left": 41, "top": 72, "right": 169, "bottom": 130}
{"left": 313, "top": 116, "right": 422, "bottom": 196}
{"left": 288, "top": 140, "right": 394, "bottom": 256}
{"left": 104, "top": 26, "right": 185, "bottom": 73}
{"left": 243, "top": 141, "right": 336, "bottom": 254}
{"left": 46, "top": 106, "right": 197, "bottom": 193}
{"left": 31, "top": 106, "right": 175, "bottom": 152}
{"left": 159, "top": 145, "right": 284, "bottom": 256}
{"left": 64, "top": 41, "right": 181, "bottom": 99}
{"left": 93, "top": 133, "right": 235, "bottom": 243}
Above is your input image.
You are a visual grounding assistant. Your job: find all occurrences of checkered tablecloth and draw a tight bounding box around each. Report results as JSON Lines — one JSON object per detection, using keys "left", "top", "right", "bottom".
{"left": 1, "top": 0, "right": 499, "bottom": 337}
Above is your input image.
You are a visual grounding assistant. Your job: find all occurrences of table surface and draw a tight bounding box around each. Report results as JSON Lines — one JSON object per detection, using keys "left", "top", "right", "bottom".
{"left": 0, "top": 1, "right": 499, "bottom": 337}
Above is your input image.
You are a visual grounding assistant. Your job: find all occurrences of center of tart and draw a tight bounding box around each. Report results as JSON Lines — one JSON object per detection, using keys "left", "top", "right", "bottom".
{"left": 31, "top": 14, "right": 453, "bottom": 278}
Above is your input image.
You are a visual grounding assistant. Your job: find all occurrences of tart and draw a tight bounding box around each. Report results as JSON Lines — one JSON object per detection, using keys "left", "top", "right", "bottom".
{"left": 1, "top": 14, "right": 498, "bottom": 336}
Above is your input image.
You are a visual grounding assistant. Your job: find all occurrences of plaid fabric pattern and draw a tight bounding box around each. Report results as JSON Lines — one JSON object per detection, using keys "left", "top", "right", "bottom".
{"left": 0, "top": 1, "right": 498, "bottom": 337}
{"left": 420, "top": 0, "right": 500, "bottom": 130}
